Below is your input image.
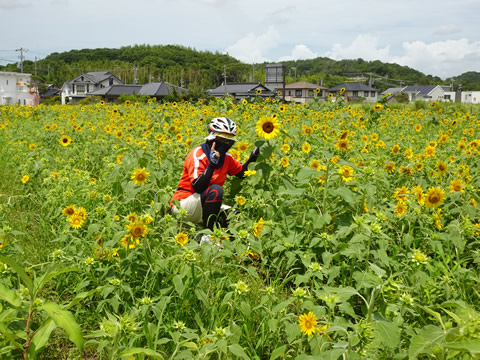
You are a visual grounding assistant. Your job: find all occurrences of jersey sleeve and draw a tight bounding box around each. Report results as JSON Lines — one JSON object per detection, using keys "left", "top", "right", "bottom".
{"left": 227, "top": 154, "right": 244, "bottom": 176}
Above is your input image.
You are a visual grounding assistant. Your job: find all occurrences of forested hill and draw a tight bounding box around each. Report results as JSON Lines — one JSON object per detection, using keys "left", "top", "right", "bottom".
{"left": 1, "top": 44, "right": 477, "bottom": 91}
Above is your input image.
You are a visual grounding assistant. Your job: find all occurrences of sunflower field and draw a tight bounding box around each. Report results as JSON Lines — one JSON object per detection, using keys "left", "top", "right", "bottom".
{"left": 0, "top": 96, "right": 480, "bottom": 359}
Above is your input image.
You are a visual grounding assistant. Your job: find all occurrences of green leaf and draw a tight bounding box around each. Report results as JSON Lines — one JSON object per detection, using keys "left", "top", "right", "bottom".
{"left": 34, "top": 267, "right": 80, "bottom": 295}
{"left": 331, "top": 187, "right": 358, "bottom": 207}
{"left": 372, "top": 319, "right": 400, "bottom": 348}
{"left": 118, "top": 347, "right": 165, "bottom": 359}
{"left": 0, "top": 283, "right": 21, "bottom": 308}
{"left": 29, "top": 318, "right": 57, "bottom": 358}
{"left": 0, "top": 255, "right": 33, "bottom": 293}
{"left": 270, "top": 344, "right": 287, "bottom": 360}
{"left": 40, "top": 302, "right": 83, "bottom": 351}
{"left": 172, "top": 275, "right": 185, "bottom": 296}
{"left": 444, "top": 339, "right": 480, "bottom": 354}
{"left": 296, "top": 167, "right": 319, "bottom": 184}
{"left": 228, "top": 343, "right": 250, "bottom": 360}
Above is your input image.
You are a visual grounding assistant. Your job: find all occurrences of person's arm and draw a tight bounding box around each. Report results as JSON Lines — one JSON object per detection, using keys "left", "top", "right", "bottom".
{"left": 235, "top": 146, "right": 260, "bottom": 178}
{"left": 192, "top": 143, "right": 219, "bottom": 193}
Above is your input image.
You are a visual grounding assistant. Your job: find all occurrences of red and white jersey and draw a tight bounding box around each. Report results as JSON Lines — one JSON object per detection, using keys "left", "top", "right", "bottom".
{"left": 170, "top": 146, "right": 243, "bottom": 206}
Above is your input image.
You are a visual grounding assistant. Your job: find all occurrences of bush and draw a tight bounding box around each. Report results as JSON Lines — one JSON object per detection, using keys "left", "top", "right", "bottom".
{"left": 414, "top": 99, "right": 427, "bottom": 110}
{"left": 79, "top": 96, "right": 102, "bottom": 105}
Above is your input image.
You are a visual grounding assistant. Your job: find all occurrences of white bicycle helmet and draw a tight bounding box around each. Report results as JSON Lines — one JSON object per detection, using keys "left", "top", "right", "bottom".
{"left": 206, "top": 117, "right": 237, "bottom": 141}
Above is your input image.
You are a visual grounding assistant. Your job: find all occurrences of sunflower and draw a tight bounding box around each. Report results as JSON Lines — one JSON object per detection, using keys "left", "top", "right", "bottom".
{"left": 127, "top": 212, "right": 137, "bottom": 223}
{"left": 394, "top": 186, "right": 410, "bottom": 201}
{"left": 424, "top": 187, "right": 446, "bottom": 208}
{"left": 253, "top": 218, "right": 264, "bottom": 237}
{"left": 236, "top": 141, "right": 249, "bottom": 152}
{"left": 394, "top": 201, "right": 408, "bottom": 217}
{"left": 281, "top": 143, "right": 291, "bottom": 153}
{"left": 339, "top": 87, "right": 346, "bottom": 94}
{"left": 392, "top": 144, "right": 401, "bottom": 155}
{"left": 279, "top": 105, "right": 286, "bottom": 112}
{"left": 62, "top": 205, "right": 76, "bottom": 217}
{"left": 69, "top": 214, "right": 84, "bottom": 229}
{"left": 424, "top": 146, "right": 436, "bottom": 158}
{"left": 76, "top": 207, "right": 87, "bottom": 219}
{"left": 120, "top": 234, "right": 139, "bottom": 249}
{"left": 21, "top": 175, "right": 30, "bottom": 184}
{"left": 127, "top": 219, "right": 149, "bottom": 238}
{"left": 298, "top": 312, "right": 318, "bottom": 336}
{"left": 384, "top": 162, "right": 396, "bottom": 173}
{"left": 373, "top": 104, "right": 384, "bottom": 111}
{"left": 281, "top": 157, "right": 290, "bottom": 168}
{"left": 116, "top": 154, "right": 124, "bottom": 164}
{"left": 256, "top": 89, "right": 262, "bottom": 95}
{"left": 339, "top": 165, "right": 355, "bottom": 182}
{"left": 449, "top": 179, "right": 464, "bottom": 193}
{"left": 435, "top": 208, "right": 443, "bottom": 230}
{"left": 59, "top": 135, "right": 72, "bottom": 147}
{"left": 131, "top": 167, "right": 150, "bottom": 185}
{"left": 256, "top": 116, "right": 280, "bottom": 140}
{"left": 309, "top": 159, "right": 323, "bottom": 171}
{"left": 235, "top": 195, "right": 246, "bottom": 206}
{"left": 415, "top": 124, "right": 422, "bottom": 132}
{"left": 242, "top": 98, "right": 248, "bottom": 105}
{"left": 413, "top": 185, "right": 425, "bottom": 206}
{"left": 436, "top": 161, "right": 448, "bottom": 175}
{"left": 301, "top": 142, "right": 311, "bottom": 154}
{"left": 175, "top": 232, "right": 188, "bottom": 246}
{"left": 335, "top": 139, "right": 349, "bottom": 151}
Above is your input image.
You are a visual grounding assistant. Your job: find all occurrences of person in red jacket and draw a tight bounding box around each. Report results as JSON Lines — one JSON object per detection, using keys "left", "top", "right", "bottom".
{"left": 170, "top": 117, "right": 259, "bottom": 239}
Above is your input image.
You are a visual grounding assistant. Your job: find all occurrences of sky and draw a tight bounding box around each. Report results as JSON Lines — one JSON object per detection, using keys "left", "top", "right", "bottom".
{"left": 1, "top": 0, "right": 479, "bottom": 80}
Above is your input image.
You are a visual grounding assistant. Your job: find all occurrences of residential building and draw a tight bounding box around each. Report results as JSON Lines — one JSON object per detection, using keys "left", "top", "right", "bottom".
{"left": 207, "top": 82, "right": 274, "bottom": 100}
{"left": 329, "top": 83, "right": 379, "bottom": 103}
{"left": 462, "top": 91, "right": 480, "bottom": 104}
{"left": 401, "top": 85, "right": 447, "bottom": 102}
{"left": 87, "top": 82, "right": 188, "bottom": 103}
{"left": 61, "top": 71, "right": 123, "bottom": 104}
{"left": 0, "top": 71, "right": 39, "bottom": 106}
{"left": 283, "top": 81, "right": 328, "bottom": 104}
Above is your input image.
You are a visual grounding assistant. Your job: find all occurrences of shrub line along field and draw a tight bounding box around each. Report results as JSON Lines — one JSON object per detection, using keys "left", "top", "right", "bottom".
{"left": 0, "top": 96, "right": 479, "bottom": 359}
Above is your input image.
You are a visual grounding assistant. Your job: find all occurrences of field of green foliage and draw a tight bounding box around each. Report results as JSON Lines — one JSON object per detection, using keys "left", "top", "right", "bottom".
{"left": 0, "top": 96, "right": 480, "bottom": 359}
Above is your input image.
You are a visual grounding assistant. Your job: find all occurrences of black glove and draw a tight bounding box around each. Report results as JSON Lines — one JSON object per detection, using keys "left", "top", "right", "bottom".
{"left": 249, "top": 146, "right": 260, "bottom": 163}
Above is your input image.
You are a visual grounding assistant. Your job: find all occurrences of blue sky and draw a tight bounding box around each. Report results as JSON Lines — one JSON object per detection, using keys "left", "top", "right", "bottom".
{"left": 1, "top": 0, "right": 479, "bottom": 79}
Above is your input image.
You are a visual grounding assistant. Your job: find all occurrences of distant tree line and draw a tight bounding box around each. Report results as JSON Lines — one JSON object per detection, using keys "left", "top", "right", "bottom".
{"left": 1, "top": 44, "right": 478, "bottom": 92}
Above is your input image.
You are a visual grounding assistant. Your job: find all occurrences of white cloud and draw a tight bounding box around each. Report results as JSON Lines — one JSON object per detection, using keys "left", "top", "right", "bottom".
{"left": 323, "top": 34, "right": 480, "bottom": 78}
{"left": 197, "top": 0, "right": 227, "bottom": 5}
{"left": 224, "top": 26, "right": 280, "bottom": 63}
{"left": 394, "top": 38, "right": 480, "bottom": 78}
{"left": 325, "top": 34, "right": 391, "bottom": 62}
{"left": 0, "top": 0, "right": 31, "bottom": 9}
{"left": 433, "top": 24, "right": 462, "bottom": 36}
{"left": 278, "top": 44, "right": 318, "bottom": 61}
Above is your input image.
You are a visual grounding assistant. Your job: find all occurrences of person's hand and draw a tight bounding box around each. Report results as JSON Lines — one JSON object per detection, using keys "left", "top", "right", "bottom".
{"left": 210, "top": 142, "right": 220, "bottom": 164}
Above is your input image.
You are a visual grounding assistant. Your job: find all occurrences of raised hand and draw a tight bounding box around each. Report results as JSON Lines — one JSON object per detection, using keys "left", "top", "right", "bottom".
{"left": 210, "top": 142, "right": 220, "bottom": 164}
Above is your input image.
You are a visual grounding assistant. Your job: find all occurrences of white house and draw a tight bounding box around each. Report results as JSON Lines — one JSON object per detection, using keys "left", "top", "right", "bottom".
{"left": 462, "top": 91, "right": 480, "bottom": 104}
{"left": 0, "top": 72, "right": 39, "bottom": 106}
{"left": 401, "top": 85, "right": 449, "bottom": 102}
{"left": 61, "top": 71, "right": 124, "bottom": 104}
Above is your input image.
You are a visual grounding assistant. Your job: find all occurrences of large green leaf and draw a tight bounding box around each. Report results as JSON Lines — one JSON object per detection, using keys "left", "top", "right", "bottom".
{"left": 0, "top": 255, "right": 33, "bottom": 293}
{"left": 0, "top": 283, "right": 21, "bottom": 308}
{"left": 118, "top": 347, "right": 165, "bottom": 359}
{"left": 228, "top": 344, "right": 250, "bottom": 360}
{"left": 445, "top": 340, "right": 480, "bottom": 354}
{"left": 172, "top": 275, "right": 185, "bottom": 296}
{"left": 29, "top": 318, "right": 57, "bottom": 358}
{"left": 40, "top": 302, "right": 83, "bottom": 351}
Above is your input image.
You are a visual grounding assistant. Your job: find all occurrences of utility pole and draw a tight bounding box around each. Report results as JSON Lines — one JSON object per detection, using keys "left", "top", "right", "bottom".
{"left": 252, "top": 64, "right": 255, "bottom": 82}
{"left": 223, "top": 65, "right": 227, "bottom": 96}
{"left": 34, "top": 56, "right": 37, "bottom": 76}
{"left": 16, "top": 47, "right": 28, "bottom": 73}
{"left": 133, "top": 64, "right": 138, "bottom": 84}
